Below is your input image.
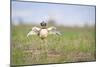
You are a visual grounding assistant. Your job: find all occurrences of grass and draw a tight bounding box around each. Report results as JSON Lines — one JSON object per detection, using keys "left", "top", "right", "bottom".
{"left": 11, "top": 24, "right": 96, "bottom": 66}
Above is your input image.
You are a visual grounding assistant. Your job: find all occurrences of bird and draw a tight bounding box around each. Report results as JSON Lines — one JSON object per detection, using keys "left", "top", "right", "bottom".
{"left": 27, "top": 21, "right": 61, "bottom": 53}
{"left": 27, "top": 21, "right": 61, "bottom": 40}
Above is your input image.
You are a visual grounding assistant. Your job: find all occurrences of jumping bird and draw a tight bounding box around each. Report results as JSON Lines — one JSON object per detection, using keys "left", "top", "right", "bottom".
{"left": 27, "top": 21, "right": 61, "bottom": 40}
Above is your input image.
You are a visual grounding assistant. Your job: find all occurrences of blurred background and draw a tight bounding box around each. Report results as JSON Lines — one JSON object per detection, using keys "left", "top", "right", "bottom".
{"left": 12, "top": 1, "right": 95, "bottom": 27}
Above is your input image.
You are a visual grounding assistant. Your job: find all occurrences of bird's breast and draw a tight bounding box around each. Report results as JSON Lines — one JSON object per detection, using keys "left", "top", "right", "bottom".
{"left": 39, "top": 29, "right": 48, "bottom": 38}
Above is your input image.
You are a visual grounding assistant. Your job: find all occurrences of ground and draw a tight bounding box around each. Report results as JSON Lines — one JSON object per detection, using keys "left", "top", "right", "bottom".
{"left": 11, "top": 24, "right": 96, "bottom": 66}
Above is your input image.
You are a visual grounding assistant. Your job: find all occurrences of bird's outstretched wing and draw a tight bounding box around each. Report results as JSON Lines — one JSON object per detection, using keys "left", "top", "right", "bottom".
{"left": 27, "top": 27, "right": 40, "bottom": 37}
{"left": 47, "top": 26, "right": 56, "bottom": 31}
{"left": 48, "top": 27, "right": 61, "bottom": 35}
{"left": 48, "top": 30, "right": 61, "bottom": 35}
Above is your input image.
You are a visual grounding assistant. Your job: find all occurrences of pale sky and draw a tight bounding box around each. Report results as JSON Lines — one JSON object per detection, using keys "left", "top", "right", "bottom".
{"left": 12, "top": 1, "right": 96, "bottom": 26}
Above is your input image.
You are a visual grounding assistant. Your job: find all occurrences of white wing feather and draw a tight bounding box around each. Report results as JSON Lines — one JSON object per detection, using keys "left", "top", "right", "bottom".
{"left": 27, "top": 27, "right": 40, "bottom": 37}
{"left": 47, "top": 26, "right": 56, "bottom": 31}
{"left": 48, "top": 30, "right": 61, "bottom": 35}
{"left": 32, "top": 26, "right": 40, "bottom": 31}
{"left": 27, "top": 31, "right": 37, "bottom": 37}
{"left": 47, "top": 26, "right": 61, "bottom": 35}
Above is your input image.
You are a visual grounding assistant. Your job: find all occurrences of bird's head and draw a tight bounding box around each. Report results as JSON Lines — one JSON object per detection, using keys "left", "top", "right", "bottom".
{"left": 40, "top": 21, "right": 47, "bottom": 29}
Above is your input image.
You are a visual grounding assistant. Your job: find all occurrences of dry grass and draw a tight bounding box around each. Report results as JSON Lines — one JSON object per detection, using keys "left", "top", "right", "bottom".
{"left": 11, "top": 24, "right": 96, "bottom": 66}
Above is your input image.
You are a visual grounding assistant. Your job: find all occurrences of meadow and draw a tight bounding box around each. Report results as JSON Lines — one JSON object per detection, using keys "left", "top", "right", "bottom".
{"left": 11, "top": 24, "right": 96, "bottom": 66}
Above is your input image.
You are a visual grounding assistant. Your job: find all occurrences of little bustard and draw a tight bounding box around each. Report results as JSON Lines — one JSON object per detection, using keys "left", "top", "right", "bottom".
{"left": 27, "top": 21, "right": 61, "bottom": 40}
{"left": 27, "top": 21, "right": 61, "bottom": 53}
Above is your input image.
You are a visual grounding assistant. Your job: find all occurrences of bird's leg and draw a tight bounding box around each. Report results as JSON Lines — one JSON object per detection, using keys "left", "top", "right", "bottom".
{"left": 39, "top": 38, "right": 48, "bottom": 60}
{"left": 40, "top": 39, "right": 43, "bottom": 50}
{"left": 44, "top": 39, "right": 48, "bottom": 53}
{"left": 40, "top": 38, "right": 48, "bottom": 53}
